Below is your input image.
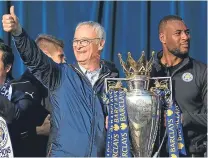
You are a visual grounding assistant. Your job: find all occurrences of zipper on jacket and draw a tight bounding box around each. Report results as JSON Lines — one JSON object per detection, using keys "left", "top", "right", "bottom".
{"left": 88, "top": 72, "right": 110, "bottom": 156}
{"left": 88, "top": 72, "right": 111, "bottom": 156}
{"left": 93, "top": 72, "right": 111, "bottom": 90}
{"left": 72, "top": 65, "right": 114, "bottom": 156}
{"left": 71, "top": 66, "right": 97, "bottom": 156}
{"left": 171, "top": 59, "right": 189, "bottom": 77}
{"left": 73, "top": 66, "right": 92, "bottom": 87}
{"left": 88, "top": 90, "right": 97, "bottom": 156}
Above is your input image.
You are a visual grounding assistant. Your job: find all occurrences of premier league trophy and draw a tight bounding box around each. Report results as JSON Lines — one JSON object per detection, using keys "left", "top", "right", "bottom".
{"left": 105, "top": 51, "right": 172, "bottom": 157}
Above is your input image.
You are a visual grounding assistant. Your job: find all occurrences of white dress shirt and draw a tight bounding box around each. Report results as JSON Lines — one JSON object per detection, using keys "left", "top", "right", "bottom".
{"left": 78, "top": 64, "right": 102, "bottom": 86}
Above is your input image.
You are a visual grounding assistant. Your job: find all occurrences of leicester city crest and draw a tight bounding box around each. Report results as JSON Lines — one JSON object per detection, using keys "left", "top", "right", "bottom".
{"left": 0, "top": 120, "right": 8, "bottom": 148}
{"left": 182, "top": 72, "right": 193, "bottom": 82}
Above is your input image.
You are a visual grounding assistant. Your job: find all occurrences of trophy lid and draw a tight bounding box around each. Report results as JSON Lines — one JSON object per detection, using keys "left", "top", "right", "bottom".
{"left": 118, "top": 51, "right": 155, "bottom": 79}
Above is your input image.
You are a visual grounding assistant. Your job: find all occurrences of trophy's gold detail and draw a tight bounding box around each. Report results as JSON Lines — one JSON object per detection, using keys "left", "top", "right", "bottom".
{"left": 108, "top": 81, "right": 127, "bottom": 92}
{"left": 118, "top": 51, "right": 155, "bottom": 78}
{"left": 150, "top": 79, "right": 169, "bottom": 92}
{"left": 150, "top": 79, "right": 171, "bottom": 103}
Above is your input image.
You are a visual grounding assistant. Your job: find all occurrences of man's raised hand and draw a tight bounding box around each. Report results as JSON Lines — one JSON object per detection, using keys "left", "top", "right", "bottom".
{"left": 2, "top": 6, "right": 22, "bottom": 35}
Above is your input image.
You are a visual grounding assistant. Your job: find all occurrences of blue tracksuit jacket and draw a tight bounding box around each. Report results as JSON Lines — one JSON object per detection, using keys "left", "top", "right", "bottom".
{"left": 12, "top": 30, "right": 119, "bottom": 156}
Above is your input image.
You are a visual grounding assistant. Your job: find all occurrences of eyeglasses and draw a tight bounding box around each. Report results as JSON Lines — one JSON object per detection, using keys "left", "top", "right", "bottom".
{"left": 72, "top": 38, "right": 101, "bottom": 47}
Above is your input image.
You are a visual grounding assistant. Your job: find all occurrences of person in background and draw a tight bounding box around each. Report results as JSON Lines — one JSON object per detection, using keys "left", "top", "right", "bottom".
{"left": 0, "top": 40, "right": 49, "bottom": 157}
{"left": 22, "top": 34, "right": 66, "bottom": 113}
{"left": 20, "top": 34, "right": 66, "bottom": 155}
{"left": 36, "top": 34, "right": 66, "bottom": 64}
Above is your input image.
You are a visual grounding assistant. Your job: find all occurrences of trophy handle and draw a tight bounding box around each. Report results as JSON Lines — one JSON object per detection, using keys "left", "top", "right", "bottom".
{"left": 104, "top": 78, "right": 128, "bottom": 93}
{"left": 149, "top": 77, "right": 172, "bottom": 101}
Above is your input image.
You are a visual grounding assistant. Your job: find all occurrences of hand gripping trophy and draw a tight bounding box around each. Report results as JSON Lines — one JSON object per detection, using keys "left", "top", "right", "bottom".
{"left": 105, "top": 51, "right": 172, "bottom": 157}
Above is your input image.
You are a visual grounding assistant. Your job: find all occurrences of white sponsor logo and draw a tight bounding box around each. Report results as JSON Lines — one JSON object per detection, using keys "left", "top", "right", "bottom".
{"left": 25, "top": 92, "right": 34, "bottom": 98}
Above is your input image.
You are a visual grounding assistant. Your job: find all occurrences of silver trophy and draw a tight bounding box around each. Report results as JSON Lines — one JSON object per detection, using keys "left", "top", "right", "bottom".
{"left": 105, "top": 52, "right": 171, "bottom": 157}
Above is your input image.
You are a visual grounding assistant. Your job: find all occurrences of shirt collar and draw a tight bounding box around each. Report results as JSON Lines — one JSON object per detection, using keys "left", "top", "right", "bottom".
{"left": 78, "top": 64, "right": 102, "bottom": 74}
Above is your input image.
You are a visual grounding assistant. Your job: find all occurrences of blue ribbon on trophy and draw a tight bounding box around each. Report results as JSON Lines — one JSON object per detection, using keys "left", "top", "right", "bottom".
{"left": 105, "top": 89, "right": 131, "bottom": 157}
{"left": 166, "top": 101, "right": 187, "bottom": 157}
{"left": 149, "top": 78, "right": 186, "bottom": 157}
{"left": 166, "top": 102, "right": 179, "bottom": 157}
{"left": 175, "top": 104, "right": 187, "bottom": 155}
{"left": 105, "top": 89, "right": 114, "bottom": 157}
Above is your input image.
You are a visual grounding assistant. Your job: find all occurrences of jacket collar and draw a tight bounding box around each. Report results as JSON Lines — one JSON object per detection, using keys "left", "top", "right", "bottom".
{"left": 153, "top": 50, "right": 191, "bottom": 73}
{"left": 71, "top": 59, "right": 119, "bottom": 78}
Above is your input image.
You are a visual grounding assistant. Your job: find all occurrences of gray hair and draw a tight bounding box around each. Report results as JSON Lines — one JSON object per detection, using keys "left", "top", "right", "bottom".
{"left": 75, "top": 21, "right": 106, "bottom": 40}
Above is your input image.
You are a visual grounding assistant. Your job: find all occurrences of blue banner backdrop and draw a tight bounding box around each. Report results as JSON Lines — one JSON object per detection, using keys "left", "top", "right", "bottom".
{"left": 0, "top": 1, "right": 206, "bottom": 78}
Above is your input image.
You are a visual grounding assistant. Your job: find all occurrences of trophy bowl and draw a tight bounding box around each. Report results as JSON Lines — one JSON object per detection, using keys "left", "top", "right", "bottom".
{"left": 125, "top": 75, "right": 160, "bottom": 157}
